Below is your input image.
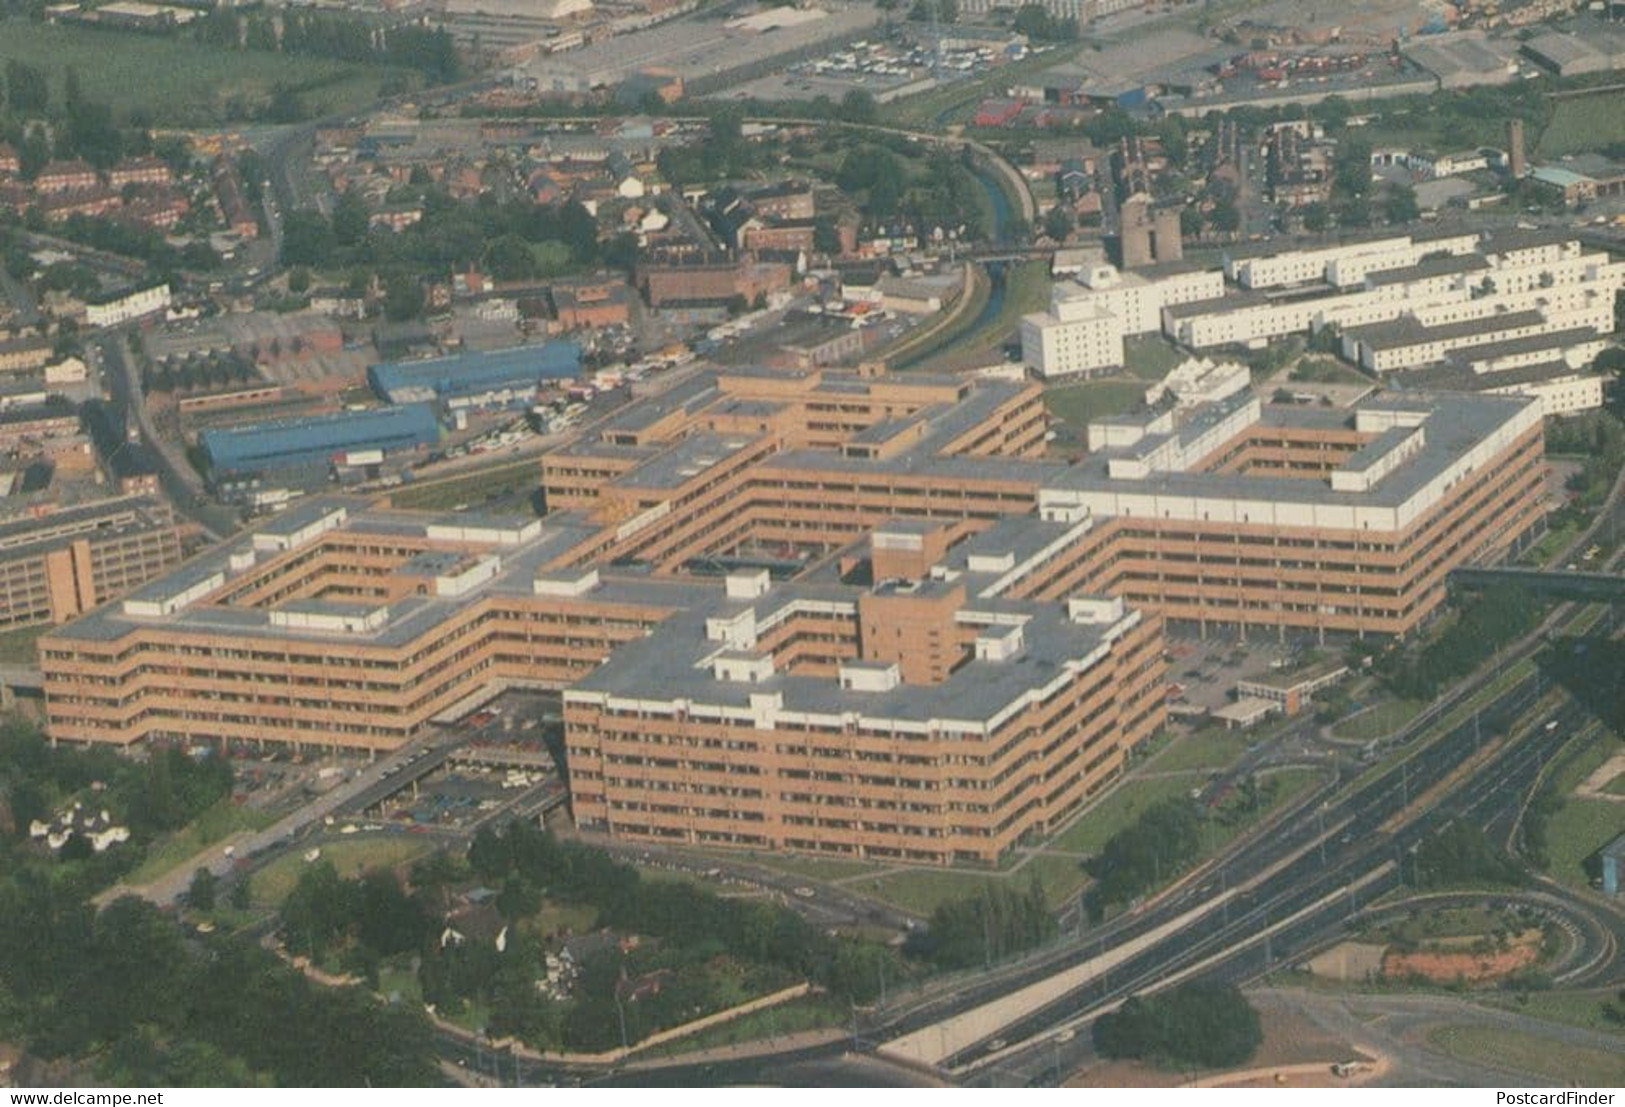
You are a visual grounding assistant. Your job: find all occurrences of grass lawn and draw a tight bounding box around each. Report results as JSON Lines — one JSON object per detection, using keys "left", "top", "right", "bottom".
{"left": 635, "top": 994, "right": 847, "bottom": 1059}
{"left": 1520, "top": 518, "right": 1587, "bottom": 567}
{"left": 729, "top": 852, "right": 884, "bottom": 882}
{"left": 1603, "top": 771, "right": 1625, "bottom": 797}
{"left": 378, "top": 962, "right": 424, "bottom": 1007}
{"left": 1538, "top": 91, "right": 1625, "bottom": 158}
{"left": 858, "top": 867, "right": 1011, "bottom": 917}
{"left": 0, "top": 623, "right": 47, "bottom": 666}
{"left": 533, "top": 900, "right": 598, "bottom": 939}
{"left": 1544, "top": 796, "right": 1619, "bottom": 893}
{"left": 128, "top": 799, "right": 279, "bottom": 885}
{"left": 251, "top": 836, "right": 435, "bottom": 907}
{"left": 1043, "top": 379, "right": 1144, "bottom": 429}
{"left": 1331, "top": 699, "right": 1426, "bottom": 743}
{"left": 1150, "top": 730, "right": 1255, "bottom": 774}
{"left": 1290, "top": 358, "right": 1369, "bottom": 386}
{"left": 0, "top": 23, "right": 413, "bottom": 127}
{"left": 1122, "top": 335, "right": 1185, "bottom": 381}
{"left": 1427, "top": 1025, "right": 1623, "bottom": 1086}
{"left": 391, "top": 458, "right": 540, "bottom": 512}
{"left": 1050, "top": 775, "right": 1197, "bottom": 856}
{"left": 1489, "top": 989, "right": 1625, "bottom": 1035}
{"left": 1021, "top": 851, "right": 1089, "bottom": 908}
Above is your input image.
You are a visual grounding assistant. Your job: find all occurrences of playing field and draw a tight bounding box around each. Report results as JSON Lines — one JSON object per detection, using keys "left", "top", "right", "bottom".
{"left": 1538, "top": 91, "right": 1625, "bottom": 158}
{"left": 0, "top": 23, "right": 410, "bottom": 126}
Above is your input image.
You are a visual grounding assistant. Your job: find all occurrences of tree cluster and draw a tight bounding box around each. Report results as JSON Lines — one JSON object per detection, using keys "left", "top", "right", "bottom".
{"left": 1093, "top": 981, "right": 1263, "bottom": 1070}
{"left": 0, "top": 888, "right": 437, "bottom": 1086}
{"left": 192, "top": 10, "right": 461, "bottom": 83}
{"left": 1085, "top": 797, "right": 1203, "bottom": 917}
{"left": 1410, "top": 822, "right": 1523, "bottom": 890}
{"left": 1373, "top": 585, "right": 1541, "bottom": 701}
{"left": 280, "top": 191, "right": 633, "bottom": 320}
{"left": 911, "top": 878, "right": 1055, "bottom": 969}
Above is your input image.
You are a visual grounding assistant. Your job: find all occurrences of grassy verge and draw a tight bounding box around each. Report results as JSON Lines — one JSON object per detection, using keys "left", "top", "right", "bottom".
{"left": 1489, "top": 989, "right": 1625, "bottom": 1035}
{"left": 1147, "top": 729, "right": 1255, "bottom": 774}
{"left": 633, "top": 994, "right": 847, "bottom": 1060}
{"left": 0, "top": 23, "right": 413, "bottom": 126}
{"left": 127, "top": 799, "right": 279, "bottom": 885}
{"left": 391, "top": 458, "right": 540, "bottom": 512}
{"left": 857, "top": 867, "right": 1012, "bottom": 917}
{"left": 1539, "top": 730, "right": 1620, "bottom": 893}
{"left": 1122, "top": 335, "right": 1185, "bottom": 381}
{"left": 1050, "top": 774, "right": 1197, "bottom": 855}
{"left": 1042, "top": 379, "right": 1144, "bottom": 428}
{"left": 251, "top": 836, "right": 435, "bottom": 908}
{"left": 889, "top": 265, "right": 989, "bottom": 369}
{"left": 1331, "top": 699, "right": 1426, "bottom": 743}
{"left": 1426, "top": 1024, "right": 1623, "bottom": 1086}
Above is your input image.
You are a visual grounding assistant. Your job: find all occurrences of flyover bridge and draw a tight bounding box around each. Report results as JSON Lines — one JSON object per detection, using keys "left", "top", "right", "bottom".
{"left": 1450, "top": 565, "right": 1625, "bottom": 604}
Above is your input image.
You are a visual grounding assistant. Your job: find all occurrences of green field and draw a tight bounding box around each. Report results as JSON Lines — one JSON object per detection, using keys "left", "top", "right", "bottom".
{"left": 858, "top": 867, "right": 1011, "bottom": 917}
{"left": 127, "top": 799, "right": 278, "bottom": 885}
{"left": 0, "top": 23, "right": 412, "bottom": 126}
{"left": 1331, "top": 699, "right": 1426, "bottom": 743}
{"left": 1491, "top": 989, "right": 1625, "bottom": 1035}
{"left": 250, "top": 836, "right": 435, "bottom": 907}
{"left": 1042, "top": 380, "right": 1144, "bottom": 429}
{"left": 1290, "top": 358, "right": 1370, "bottom": 386}
{"left": 1538, "top": 91, "right": 1625, "bottom": 159}
{"left": 1427, "top": 1025, "right": 1624, "bottom": 1087}
{"left": 0, "top": 623, "right": 47, "bottom": 666}
{"left": 1545, "top": 796, "right": 1619, "bottom": 892}
{"left": 1050, "top": 775, "right": 1197, "bottom": 855}
{"left": 1150, "top": 730, "right": 1255, "bottom": 774}
{"left": 1122, "top": 335, "right": 1185, "bottom": 381}
{"left": 1603, "top": 771, "right": 1625, "bottom": 797}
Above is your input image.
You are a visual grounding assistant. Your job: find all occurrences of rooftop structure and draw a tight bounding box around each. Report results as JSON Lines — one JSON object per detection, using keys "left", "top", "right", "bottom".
{"left": 368, "top": 342, "right": 582, "bottom": 409}
{"left": 199, "top": 404, "right": 440, "bottom": 492}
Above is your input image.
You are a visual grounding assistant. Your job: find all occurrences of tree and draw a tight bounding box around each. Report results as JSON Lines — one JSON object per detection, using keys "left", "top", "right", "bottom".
{"left": 1094, "top": 981, "right": 1262, "bottom": 1069}
{"left": 1207, "top": 201, "right": 1240, "bottom": 235}
{"left": 188, "top": 867, "right": 218, "bottom": 912}
{"left": 1383, "top": 183, "right": 1420, "bottom": 226}
{"left": 838, "top": 89, "right": 878, "bottom": 125}
{"left": 918, "top": 879, "right": 1055, "bottom": 968}
{"left": 1300, "top": 202, "right": 1330, "bottom": 233}
{"left": 383, "top": 274, "right": 425, "bottom": 322}
{"left": 331, "top": 189, "right": 371, "bottom": 248}
{"left": 1043, "top": 205, "right": 1074, "bottom": 242}
{"left": 5, "top": 61, "right": 48, "bottom": 115}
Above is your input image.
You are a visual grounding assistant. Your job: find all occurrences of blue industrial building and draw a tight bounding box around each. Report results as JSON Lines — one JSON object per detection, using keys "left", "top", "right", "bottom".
{"left": 368, "top": 342, "right": 582, "bottom": 411}
{"left": 201, "top": 403, "right": 441, "bottom": 478}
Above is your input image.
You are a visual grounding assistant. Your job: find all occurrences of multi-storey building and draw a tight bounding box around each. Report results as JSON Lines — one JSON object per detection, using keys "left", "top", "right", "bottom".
{"left": 0, "top": 496, "right": 184, "bottom": 630}
{"left": 1022, "top": 263, "right": 1225, "bottom": 379}
{"left": 40, "top": 365, "right": 1547, "bottom": 863}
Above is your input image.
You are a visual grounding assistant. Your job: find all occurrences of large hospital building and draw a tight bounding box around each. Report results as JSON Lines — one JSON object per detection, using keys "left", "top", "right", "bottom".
{"left": 38, "top": 356, "right": 1549, "bottom": 863}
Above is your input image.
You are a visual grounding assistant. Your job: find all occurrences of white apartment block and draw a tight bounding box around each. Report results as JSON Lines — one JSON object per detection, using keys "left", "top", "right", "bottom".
{"left": 1022, "top": 264, "right": 1224, "bottom": 379}
{"left": 1224, "top": 233, "right": 1478, "bottom": 290}
{"left": 85, "top": 284, "right": 172, "bottom": 329}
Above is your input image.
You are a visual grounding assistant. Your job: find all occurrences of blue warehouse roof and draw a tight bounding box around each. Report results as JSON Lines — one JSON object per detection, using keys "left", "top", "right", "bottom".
{"left": 368, "top": 342, "right": 582, "bottom": 405}
{"left": 201, "top": 404, "right": 440, "bottom": 475}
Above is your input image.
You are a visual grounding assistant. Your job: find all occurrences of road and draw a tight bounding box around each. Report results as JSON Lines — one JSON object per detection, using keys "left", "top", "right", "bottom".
{"left": 90, "top": 330, "right": 236, "bottom": 537}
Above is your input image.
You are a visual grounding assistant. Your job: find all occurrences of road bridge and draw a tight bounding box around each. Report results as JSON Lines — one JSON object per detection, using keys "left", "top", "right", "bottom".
{"left": 1450, "top": 565, "right": 1625, "bottom": 604}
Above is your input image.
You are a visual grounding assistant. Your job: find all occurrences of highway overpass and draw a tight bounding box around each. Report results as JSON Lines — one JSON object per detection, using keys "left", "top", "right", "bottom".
{"left": 1450, "top": 565, "right": 1625, "bottom": 604}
